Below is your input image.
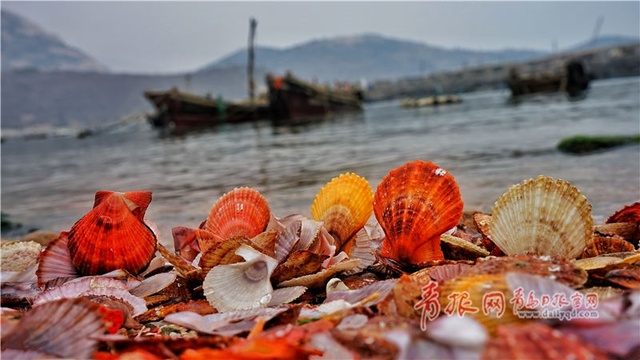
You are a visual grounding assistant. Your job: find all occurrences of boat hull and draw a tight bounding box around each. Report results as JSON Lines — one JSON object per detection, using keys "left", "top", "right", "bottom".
{"left": 507, "top": 60, "right": 590, "bottom": 98}
{"left": 144, "top": 88, "right": 269, "bottom": 131}
{"left": 266, "top": 73, "right": 363, "bottom": 121}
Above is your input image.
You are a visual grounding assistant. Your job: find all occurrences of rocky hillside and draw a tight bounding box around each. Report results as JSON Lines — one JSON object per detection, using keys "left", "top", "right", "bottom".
{"left": 1, "top": 9, "right": 108, "bottom": 72}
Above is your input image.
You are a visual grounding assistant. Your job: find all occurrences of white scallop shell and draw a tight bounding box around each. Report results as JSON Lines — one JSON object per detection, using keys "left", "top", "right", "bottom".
{"left": 490, "top": 175, "right": 593, "bottom": 259}
{"left": 202, "top": 244, "right": 278, "bottom": 312}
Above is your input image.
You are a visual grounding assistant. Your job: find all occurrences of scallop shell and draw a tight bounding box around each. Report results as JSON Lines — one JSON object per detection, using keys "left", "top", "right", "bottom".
{"left": 198, "top": 236, "right": 250, "bottom": 275}
{"left": 482, "top": 323, "right": 610, "bottom": 360}
{"left": 604, "top": 267, "right": 640, "bottom": 289}
{"left": 271, "top": 250, "right": 328, "bottom": 283}
{"left": 341, "top": 227, "right": 376, "bottom": 275}
{"left": 277, "top": 258, "right": 361, "bottom": 289}
{"left": 462, "top": 254, "right": 588, "bottom": 288}
{"left": 594, "top": 222, "right": 639, "bottom": 244}
{"left": 205, "top": 187, "right": 271, "bottom": 240}
{"left": 155, "top": 243, "right": 202, "bottom": 281}
{"left": 1, "top": 240, "right": 42, "bottom": 272}
{"left": 202, "top": 244, "right": 278, "bottom": 312}
{"left": 606, "top": 202, "right": 640, "bottom": 224}
{"left": 310, "top": 173, "right": 373, "bottom": 249}
{"left": 36, "top": 232, "right": 79, "bottom": 287}
{"left": 490, "top": 176, "right": 593, "bottom": 259}
{"left": 373, "top": 160, "right": 464, "bottom": 265}
{"left": 439, "top": 273, "right": 526, "bottom": 335}
{"left": 582, "top": 233, "right": 635, "bottom": 258}
{"left": 2, "top": 298, "right": 108, "bottom": 359}
{"left": 66, "top": 191, "right": 157, "bottom": 275}
{"left": 411, "top": 263, "right": 473, "bottom": 283}
{"left": 33, "top": 276, "right": 148, "bottom": 316}
{"left": 440, "top": 233, "right": 490, "bottom": 260}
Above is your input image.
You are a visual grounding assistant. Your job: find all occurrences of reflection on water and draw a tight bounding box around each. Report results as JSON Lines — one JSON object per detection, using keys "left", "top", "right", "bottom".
{"left": 2, "top": 77, "right": 639, "bottom": 246}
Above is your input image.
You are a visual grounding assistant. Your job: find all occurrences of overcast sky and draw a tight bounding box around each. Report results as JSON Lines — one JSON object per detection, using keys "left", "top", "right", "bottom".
{"left": 2, "top": 1, "right": 639, "bottom": 74}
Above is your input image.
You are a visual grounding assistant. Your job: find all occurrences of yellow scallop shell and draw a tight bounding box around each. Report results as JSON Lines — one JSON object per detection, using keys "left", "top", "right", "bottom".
{"left": 310, "top": 173, "right": 373, "bottom": 249}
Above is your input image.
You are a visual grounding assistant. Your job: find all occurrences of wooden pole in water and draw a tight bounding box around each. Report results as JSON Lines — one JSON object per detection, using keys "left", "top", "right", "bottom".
{"left": 248, "top": 18, "right": 257, "bottom": 102}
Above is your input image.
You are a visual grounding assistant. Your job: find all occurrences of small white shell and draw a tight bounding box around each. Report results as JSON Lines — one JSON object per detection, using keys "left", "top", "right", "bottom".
{"left": 203, "top": 244, "right": 278, "bottom": 312}
{"left": 490, "top": 175, "right": 593, "bottom": 259}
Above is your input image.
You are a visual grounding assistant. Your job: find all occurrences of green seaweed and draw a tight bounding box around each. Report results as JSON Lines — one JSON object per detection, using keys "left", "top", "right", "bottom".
{"left": 557, "top": 134, "right": 640, "bottom": 154}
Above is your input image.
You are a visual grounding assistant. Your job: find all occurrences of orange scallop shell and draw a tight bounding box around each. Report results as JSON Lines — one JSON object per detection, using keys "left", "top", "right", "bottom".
{"left": 205, "top": 187, "right": 271, "bottom": 240}
{"left": 67, "top": 191, "right": 157, "bottom": 276}
{"left": 373, "top": 160, "right": 464, "bottom": 265}
{"left": 606, "top": 202, "right": 640, "bottom": 224}
{"left": 310, "top": 173, "right": 373, "bottom": 249}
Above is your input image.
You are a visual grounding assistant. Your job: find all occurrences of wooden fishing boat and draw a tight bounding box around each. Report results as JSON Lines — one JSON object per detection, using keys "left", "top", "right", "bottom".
{"left": 265, "top": 72, "right": 364, "bottom": 121}
{"left": 145, "top": 18, "right": 268, "bottom": 132}
{"left": 506, "top": 59, "right": 591, "bottom": 98}
{"left": 144, "top": 88, "right": 269, "bottom": 130}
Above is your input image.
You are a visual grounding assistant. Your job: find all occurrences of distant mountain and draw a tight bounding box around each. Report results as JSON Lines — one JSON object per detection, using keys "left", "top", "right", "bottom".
{"left": 1, "top": 66, "right": 262, "bottom": 130}
{"left": 1, "top": 9, "right": 108, "bottom": 72}
{"left": 198, "top": 33, "right": 548, "bottom": 82}
{"left": 568, "top": 35, "right": 640, "bottom": 52}
{"left": 1, "top": 10, "right": 638, "bottom": 132}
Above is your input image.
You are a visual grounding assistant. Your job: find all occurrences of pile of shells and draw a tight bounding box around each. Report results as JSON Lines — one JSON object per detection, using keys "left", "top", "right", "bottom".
{"left": 1, "top": 160, "right": 639, "bottom": 359}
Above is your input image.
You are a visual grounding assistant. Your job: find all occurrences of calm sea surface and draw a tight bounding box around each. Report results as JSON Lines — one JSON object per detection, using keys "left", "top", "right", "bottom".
{"left": 2, "top": 77, "right": 639, "bottom": 246}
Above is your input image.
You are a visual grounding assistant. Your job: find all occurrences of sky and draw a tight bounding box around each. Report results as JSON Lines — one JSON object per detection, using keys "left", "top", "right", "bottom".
{"left": 2, "top": 1, "right": 639, "bottom": 74}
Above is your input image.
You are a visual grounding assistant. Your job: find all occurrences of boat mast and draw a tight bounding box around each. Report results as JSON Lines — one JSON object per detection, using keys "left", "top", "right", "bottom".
{"left": 248, "top": 18, "right": 257, "bottom": 102}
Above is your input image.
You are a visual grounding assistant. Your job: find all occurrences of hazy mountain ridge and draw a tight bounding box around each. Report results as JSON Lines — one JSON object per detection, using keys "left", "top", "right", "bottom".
{"left": 1, "top": 9, "right": 638, "bottom": 132}
{"left": 201, "top": 33, "right": 548, "bottom": 82}
{"left": 1, "top": 9, "right": 108, "bottom": 73}
{"left": 1, "top": 66, "right": 266, "bottom": 130}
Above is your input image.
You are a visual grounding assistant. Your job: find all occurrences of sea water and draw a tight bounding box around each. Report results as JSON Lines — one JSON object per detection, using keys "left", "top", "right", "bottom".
{"left": 2, "top": 76, "right": 639, "bottom": 246}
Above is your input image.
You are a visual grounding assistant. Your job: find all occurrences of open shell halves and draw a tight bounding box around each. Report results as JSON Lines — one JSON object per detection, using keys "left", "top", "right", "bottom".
{"left": 202, "top": 244, "right": 278, "bottom": 312}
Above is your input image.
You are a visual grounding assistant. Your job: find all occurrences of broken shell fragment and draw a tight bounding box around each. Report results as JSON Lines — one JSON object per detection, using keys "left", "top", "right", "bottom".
{"left": 490, "top": 176, "right": 593, "bottom": 259}
{"left": 440, "top": 233, "right": 490, "bottom": 260}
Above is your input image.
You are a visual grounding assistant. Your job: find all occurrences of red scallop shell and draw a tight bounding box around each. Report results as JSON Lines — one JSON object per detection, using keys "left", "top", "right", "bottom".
{"left": 67, "top": 191, "right": 157, "bottom": 276}
{"left": 204, "top": 187, "right": 271, "bottom": 240}
{"left": 606, "top": 202, "right": 640, "bottom": 224}
{"left": 373, "top": 160, "right": 464, "bottom": 265}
